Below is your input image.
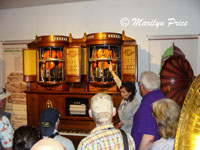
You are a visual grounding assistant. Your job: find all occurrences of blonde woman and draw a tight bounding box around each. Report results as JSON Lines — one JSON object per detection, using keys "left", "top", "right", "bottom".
{"left": 150, "top": 98, "right": 181, "bottom": 150}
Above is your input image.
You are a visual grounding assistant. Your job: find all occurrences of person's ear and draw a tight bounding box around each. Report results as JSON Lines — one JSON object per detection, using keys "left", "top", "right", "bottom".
{"left": 112, "top": 107, "right": 116, "bottom": 117}
{"left": 55, "top": 119, "right": 60, "bottom": 130}
{"left": 89, "top": 109, "right": 93, "bottom": 118}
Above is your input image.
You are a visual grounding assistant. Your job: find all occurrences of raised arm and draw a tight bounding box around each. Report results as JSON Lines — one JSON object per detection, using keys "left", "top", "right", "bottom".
{"left": 109, "top": 61, "right": 118, "bottom": 79}
{"left": 109, "top": 62, "right": 121, "bottom": 88}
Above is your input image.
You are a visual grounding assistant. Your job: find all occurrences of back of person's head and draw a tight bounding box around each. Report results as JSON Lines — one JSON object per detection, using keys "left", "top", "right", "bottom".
{"left": 31, "top": 138, "right": 64, "bottom": 150}
{"left": 139, "top": 71, "right": 160, "bottom": 90}
{"left": 90, "top": 93, "right": 114, "bottom": 125}
{"left": 120, "top": 82, "right": 136, "bottom": 97}
{"left": 40, "top": 108, "right": 59, "bottom": 136}
{"left": 152, "top": 98, "right": 181, "bottom": 139}
{"left": 13, "top": 125, "right": 42, "bottom": 150}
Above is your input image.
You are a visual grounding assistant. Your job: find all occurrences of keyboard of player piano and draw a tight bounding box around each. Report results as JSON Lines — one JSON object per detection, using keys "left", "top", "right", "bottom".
{"left": 59, "top": 129, "right": 90, "bottom": 136}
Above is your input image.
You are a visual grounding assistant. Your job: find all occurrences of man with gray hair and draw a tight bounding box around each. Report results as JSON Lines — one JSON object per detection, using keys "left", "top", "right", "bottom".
{"left": 131, "top": 71, "right": 166, "bottom": 150}
{"left": 78, "top": 93, "right": 135, "bottom": 150}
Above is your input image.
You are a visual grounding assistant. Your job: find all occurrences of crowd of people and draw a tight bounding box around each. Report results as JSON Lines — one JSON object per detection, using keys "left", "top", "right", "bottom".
{"left": 0, "top": 70, "right": 181, "bottom": 150}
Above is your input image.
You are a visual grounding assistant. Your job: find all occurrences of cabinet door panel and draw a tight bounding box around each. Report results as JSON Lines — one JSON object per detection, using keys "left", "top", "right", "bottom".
{"left": 26, "top": 94, "right": 39, "bottom": 126}
{"left": 64, "top": 46, "right": 81, "bottom": 82}
{"left": 23, "top": 49, "right": 37, "bottom": 82}
{"left": 121, "top": 45, "right": 138, "bottom": 82}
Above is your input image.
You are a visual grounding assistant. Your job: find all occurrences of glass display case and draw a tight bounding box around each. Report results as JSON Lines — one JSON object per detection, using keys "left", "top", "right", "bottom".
{"left": 38, "top": 47, "right": 65, "bottom": 82}
{"left": 24, "top": 35, "right": 69, "bottom": 83}
{"left": 87, "top": 32, "right": 124, "bottom": 90}
{"left": 24, "top": 32, "right": 137, "bottom": 86}
{"left": 88, "top": 45, "right": 121, "bottom": 82}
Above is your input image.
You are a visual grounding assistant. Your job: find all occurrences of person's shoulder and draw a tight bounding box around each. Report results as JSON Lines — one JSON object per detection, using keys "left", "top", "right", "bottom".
{"left": 150, "top": 138, "right": 174, "bottom": 150}
{"left": 0, "top": 116, "right": 10, "bottom": 126}
{"left": 134, "top": 97, "right": 141, "bottom": 104}
{"left": 142, "top": 90, "right": 165, "bottom": 102}
{"left": 150, "top": 138, "right": 163, "bottom": 150}
{"left": 126, "top": 132, "right": 134, "bottom": 142}
{"left": 126, "top": 133, "right": 136, "bottom": 149}
{"left": 129, "top": 98, "right": 140, "bottom": 107}
{"left": 151, "top": 89, "right": 165, "bottom": 97}
{"left": 55, "top": 135, "right": 73, "bottom": 143}
{"left": 77, "top": 136, "right": 91, "bottom": 150}
{"left": 79, "top": 132, "right": 96, "bottom": 143}
{"left": 78, "top": 129, "right": 104, "bottom": 147}
{"left": 1, "top": 115, "right": 9, "bottom": 121}
{"left": 55, "top": 135, "right": 75, "bottom": 150}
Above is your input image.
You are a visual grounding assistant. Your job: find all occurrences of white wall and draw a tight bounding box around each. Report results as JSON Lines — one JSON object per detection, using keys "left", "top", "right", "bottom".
{"left": 148, "top": 35, "right": 199, "bottom": 75}
{"left": 0, "top": 0, "right": 200, "bottom": 99}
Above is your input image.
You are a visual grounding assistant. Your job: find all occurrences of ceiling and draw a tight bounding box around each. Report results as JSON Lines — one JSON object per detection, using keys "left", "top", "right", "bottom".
{"left": 0, "top": 0, "right": 93, "bottom": 9}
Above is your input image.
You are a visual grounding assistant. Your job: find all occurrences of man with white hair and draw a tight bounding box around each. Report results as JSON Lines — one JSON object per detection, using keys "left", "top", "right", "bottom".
{"left": 78, "top": 93, "right": 135, "bottom": 150}
{"left": 131, "top": 71, "right": 166, "bottom": 150}
{"left": 0, "top": 88, "right": 14, "bottom": 150}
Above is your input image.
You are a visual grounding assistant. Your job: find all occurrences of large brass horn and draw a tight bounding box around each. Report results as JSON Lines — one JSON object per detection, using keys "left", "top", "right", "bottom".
{"left": 175, "top": 74, "right": 200, "bottom": 150}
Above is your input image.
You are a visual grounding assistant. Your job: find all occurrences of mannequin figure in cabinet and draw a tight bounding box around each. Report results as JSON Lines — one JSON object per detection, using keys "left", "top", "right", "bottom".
{"left": 109, "top": 62, "right": 140, "bottom": 134}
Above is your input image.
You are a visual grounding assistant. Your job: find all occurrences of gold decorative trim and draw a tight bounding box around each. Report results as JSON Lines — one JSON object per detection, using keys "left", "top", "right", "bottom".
{"left": 122, "top": 46, "right": 136, "bottom": 74}
{"left": 175, "top": 74, "right": 200, "bottom": 150}
{"left": 46, "top": 99, "right": 53, "bottom": 108}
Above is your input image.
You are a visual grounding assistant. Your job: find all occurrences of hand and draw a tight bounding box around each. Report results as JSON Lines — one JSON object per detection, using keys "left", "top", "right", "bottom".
{"left": 114, "top": 122, "right": 123, "bottom": 129}
{"left": 109, "top": 61, "right": 113, "bottom": 72}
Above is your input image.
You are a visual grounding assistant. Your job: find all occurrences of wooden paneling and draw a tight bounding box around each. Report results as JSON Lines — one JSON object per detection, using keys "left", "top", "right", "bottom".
{"left": 26, "top": 91, "right": 121, "bottom": 131}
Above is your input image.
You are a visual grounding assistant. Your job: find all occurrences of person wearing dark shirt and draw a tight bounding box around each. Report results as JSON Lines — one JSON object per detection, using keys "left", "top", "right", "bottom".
{"left": 131, "top": 71, "right": 166, "bottom": 150}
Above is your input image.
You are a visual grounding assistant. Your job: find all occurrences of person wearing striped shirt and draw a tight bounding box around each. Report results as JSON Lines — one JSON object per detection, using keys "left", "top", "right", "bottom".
{"left": 78, "top": 93, "right": 135, "bottom": 150}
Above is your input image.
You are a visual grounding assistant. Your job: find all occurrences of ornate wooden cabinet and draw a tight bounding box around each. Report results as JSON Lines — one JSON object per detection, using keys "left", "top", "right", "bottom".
{"left": 23, "top": 31, "right": 137, "bottom": 148}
